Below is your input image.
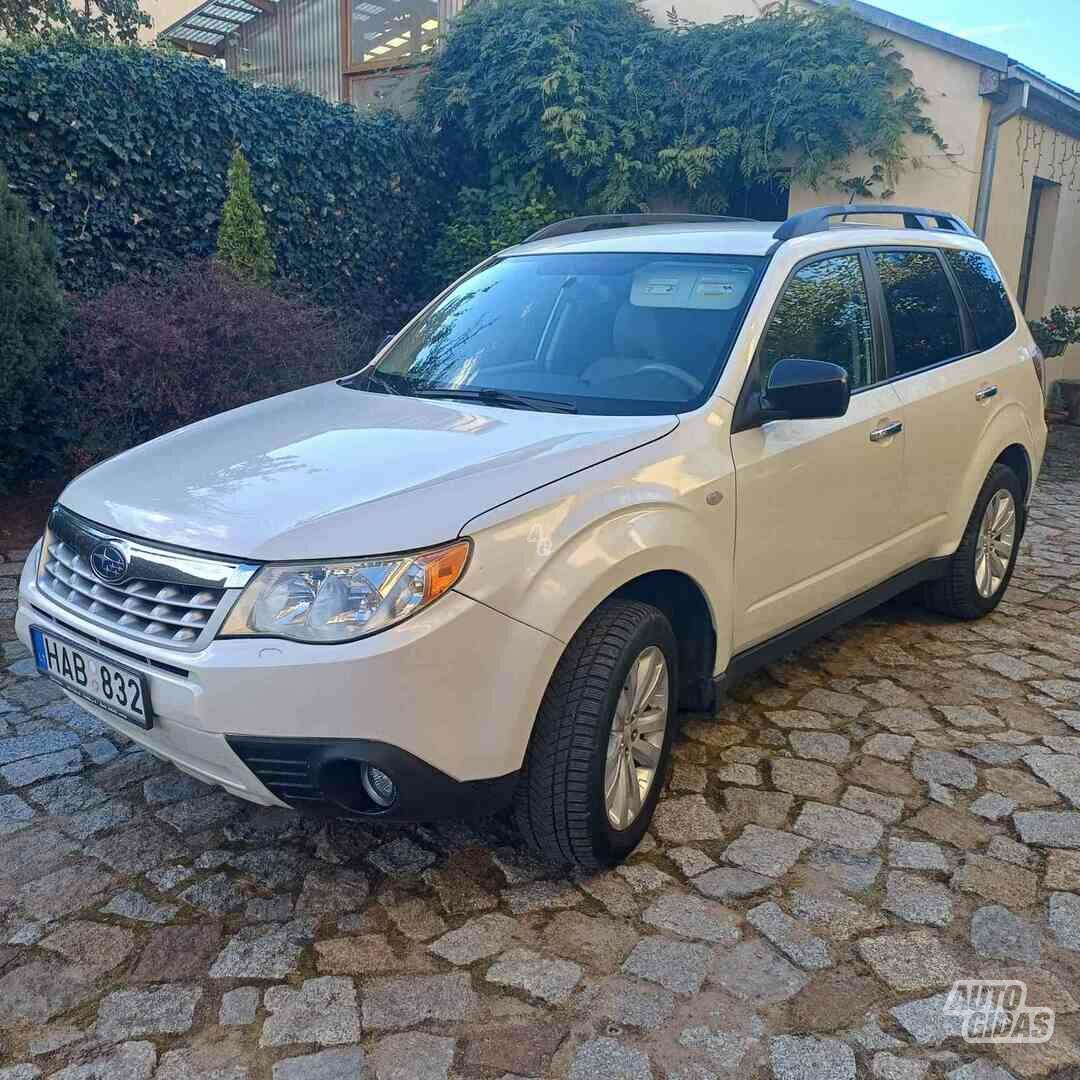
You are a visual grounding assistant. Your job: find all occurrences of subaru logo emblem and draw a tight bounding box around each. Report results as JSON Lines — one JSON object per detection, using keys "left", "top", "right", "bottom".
{"left": 89, "top": 541, "right": 128, "bottom": 584}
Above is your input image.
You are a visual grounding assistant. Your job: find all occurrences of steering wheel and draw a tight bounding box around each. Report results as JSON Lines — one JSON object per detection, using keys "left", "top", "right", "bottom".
{"left": 634, "top": 363, "right": 705, "bottom": 395}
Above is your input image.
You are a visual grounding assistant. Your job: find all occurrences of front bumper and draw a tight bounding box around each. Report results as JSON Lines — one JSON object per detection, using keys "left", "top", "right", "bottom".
{"left": 17, "top": 547, "right": 562, "bottom": 821}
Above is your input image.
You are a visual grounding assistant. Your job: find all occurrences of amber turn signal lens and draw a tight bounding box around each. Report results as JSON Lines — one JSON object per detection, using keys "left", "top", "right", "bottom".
{"left": 419, "top": 540, "right": 471, "bottom": 604}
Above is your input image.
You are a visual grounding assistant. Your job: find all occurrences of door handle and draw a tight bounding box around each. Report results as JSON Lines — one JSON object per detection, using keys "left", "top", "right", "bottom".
{"left": 869, "top": 420, "right": 903, "bottom": 442}
{"left": 975, "top": 385, "right": 999, "bottom": 402}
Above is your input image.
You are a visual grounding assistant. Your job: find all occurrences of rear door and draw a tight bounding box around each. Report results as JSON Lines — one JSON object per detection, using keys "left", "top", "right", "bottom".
{"left": 872, "top": 247, "right": 1019, "bottom": 555}
{"left": 730, "top": 250, "right": 909, "bottom": 651}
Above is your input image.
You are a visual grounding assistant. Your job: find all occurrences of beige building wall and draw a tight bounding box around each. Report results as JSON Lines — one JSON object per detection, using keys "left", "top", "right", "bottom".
{"left": 141, "top": 0, "right": 196, "bottom": 41}
{"left": 985, "top": 114, "right": 1080, "bottom": 383}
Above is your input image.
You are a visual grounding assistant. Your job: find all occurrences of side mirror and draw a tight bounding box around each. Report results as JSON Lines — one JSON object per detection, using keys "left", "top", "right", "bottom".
{"left": 762, "top": 358, "right": 850, "bottom": 421}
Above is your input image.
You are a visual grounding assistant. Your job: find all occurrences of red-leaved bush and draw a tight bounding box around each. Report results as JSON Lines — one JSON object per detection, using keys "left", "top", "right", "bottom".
{"left": 64, "top": 260, "right": 373, "bottom": 471}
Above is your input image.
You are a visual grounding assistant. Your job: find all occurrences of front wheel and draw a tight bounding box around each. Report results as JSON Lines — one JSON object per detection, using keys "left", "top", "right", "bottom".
{"left": 923, "top": 463, "right": 1024, "bottom": 620}
{"left": 515, "top": 598, "right": 678, "bottom": 868}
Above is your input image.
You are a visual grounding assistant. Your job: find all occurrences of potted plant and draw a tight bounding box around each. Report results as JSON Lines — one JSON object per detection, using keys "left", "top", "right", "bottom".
{"left": 1029, "top": 305, "right": 1080, "bottom": 358}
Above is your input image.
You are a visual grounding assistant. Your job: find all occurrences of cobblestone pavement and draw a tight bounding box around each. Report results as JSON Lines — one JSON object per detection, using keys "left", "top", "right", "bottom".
{"left": 1, "top": 430, "right": 1079, "bottom": 1080}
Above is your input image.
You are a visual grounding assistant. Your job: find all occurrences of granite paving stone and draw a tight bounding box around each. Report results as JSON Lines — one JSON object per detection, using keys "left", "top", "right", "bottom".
{"left": 271, "top": 1048, "right": 364, "bottom": 1080}
{"left": 691, "top": 865, "right": 774, "bottom": 900}
{"left": 95, "top": 984, "right": 202, "bottom": 1040}
{"left": 969, "top": 904, "right": 1041, "bottom": 962}
{"left": 594, "top": 975, "right": 676, "bottom": 1030}
{"left": 370, "top": 1033, "right": 454, "bottom": 1080}
{"left": 1024, "top": 751, "right": 1080, "bottom": 806}
{"left": 857, "top": 930, "right": 960, "bottom": 991}
{"left": 641, "top": 891, "right": 741, "bottom": 944}
{"left": 209, "top": 924, "right": 305, "bottom": 979}
{"left": 568, "top": 1038, "right": 651, "bottom": 1080}
{"left": 39, "top": 920, "right": 136, "bottom": 977}
{"left": 888, "top": 838, "right": 948, "bottom": 871}
{"left": 2, "top": 747, "right": 83, "bottom": 786}
{"left": 0, "top": 960, "right": 96, "bottom": 1024}
{"left": 485, "top": 947, "right": 583, "bottom": 1004}
{"left": 260, "top": 976, "right": 361, "bottom": 1047}
{"left": 883, "top": 871, "right": 954, "bottom": 927}
{"left": 650, "top": 794, "right": 725, "bottom": 841}
{"left": 770, "top": 1034, "right": 856, "bottom": 1080}
{"left": 794, "top": 803, "right": 884, "bottom": 851}
{"left": 807, "top": 845, "right": 882, "bottom": 892}
{"left": 708, "top": 940, "right": 809, "bottom": 1003}
{"left": 1013, "top": 810, "right": 1080, "bottom": 847}
{"left": 219, "top": 986, "right": 260, "bottom": 1026}
{"left": 746, "top": 901, "right": 832, "bottom": 968}
{"left": 0, "top": 792, "right": 35, "bottom": 834}
{"left": 950, "top": 854, "right": 1039, "bottom": 908}
{"left": 722, "top": 824, "right": 811, "bottom": 876}
{"left": 101, "top": 890, "right": 180, "bottom": 924}
{"left": 1048, "top": 891, "right": 1080, "bottom": 950}
{"left": 362, "top": 973, "right": 478, "bottom": 1029}
{"left": 621, "top": 935, "right": 713, "bottom": 994}
{"left": 48, "top": 1041, "right": 157, "bottom": 1080}
{"left": 1046, "top": 848, "right": 1080, "bottom": 889}
{"left": 772, "top": 758, "right": 842, "bottom": 799}
{"left": 790, "top": 732, "right": 851, "bottom": 763}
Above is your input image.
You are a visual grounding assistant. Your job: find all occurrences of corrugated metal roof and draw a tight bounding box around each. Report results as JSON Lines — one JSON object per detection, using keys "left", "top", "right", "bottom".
{"left": 160, "top": 0, "right": 275, "bottom": 54}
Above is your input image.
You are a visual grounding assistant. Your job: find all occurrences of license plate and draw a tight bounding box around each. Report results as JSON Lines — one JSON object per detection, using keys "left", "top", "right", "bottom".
{"left": 30, "top": 626, "right": 153, "bottom": 729}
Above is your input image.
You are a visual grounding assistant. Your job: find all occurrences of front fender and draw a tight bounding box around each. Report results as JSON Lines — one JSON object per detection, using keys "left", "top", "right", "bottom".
{"left": 457, "top": 414, "right": 737, "bottom": 672}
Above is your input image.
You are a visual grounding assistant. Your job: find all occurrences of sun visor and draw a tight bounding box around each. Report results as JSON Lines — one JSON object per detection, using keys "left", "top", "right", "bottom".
{"left": 630, "top": 262, "right": 755, "bottom": 310}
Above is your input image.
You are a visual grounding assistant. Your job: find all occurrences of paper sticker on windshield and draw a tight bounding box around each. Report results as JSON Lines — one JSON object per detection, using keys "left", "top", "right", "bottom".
{"left": 631, "top": 263, "right": 753, "bottom": 310}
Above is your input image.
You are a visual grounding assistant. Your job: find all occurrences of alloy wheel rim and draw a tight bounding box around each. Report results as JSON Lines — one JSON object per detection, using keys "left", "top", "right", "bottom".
{"left": 605, "top": 645, "right": 669, "bottom": 830}
{"left": 975, "top": 489, "right": 1016, "bottom": 599}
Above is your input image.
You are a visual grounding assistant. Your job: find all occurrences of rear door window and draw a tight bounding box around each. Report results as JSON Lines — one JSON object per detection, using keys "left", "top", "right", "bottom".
{"left": 874, "top": 250, "right": 966, "bottom": 376}
{"left": 942, "top": 249, "right": 1017, "bottom": 351}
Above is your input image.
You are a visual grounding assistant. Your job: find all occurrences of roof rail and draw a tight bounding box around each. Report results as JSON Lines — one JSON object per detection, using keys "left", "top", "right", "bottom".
{"left": 774, "top": 204, "right": 975, "bottom": 241}
{"left": 524, "top": 213, "right": 753, "bottom": 244}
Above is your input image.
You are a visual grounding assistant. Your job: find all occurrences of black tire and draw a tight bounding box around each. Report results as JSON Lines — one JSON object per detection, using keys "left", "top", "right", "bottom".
{"left": 923, "top": 463, "right": 1024, "bottom": 620}
{"left": 514, "top": 598, "right": 678, "bottom": 868}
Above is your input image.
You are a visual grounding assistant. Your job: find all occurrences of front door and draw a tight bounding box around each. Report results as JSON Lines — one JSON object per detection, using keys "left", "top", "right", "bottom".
{"left": 731, "top": 251, "right": 909, "bottom": 651}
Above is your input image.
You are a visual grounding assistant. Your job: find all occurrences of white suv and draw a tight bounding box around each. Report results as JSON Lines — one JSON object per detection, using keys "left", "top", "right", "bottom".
{"left": 17, "top": 205, "right": 1047, "bottom": 866}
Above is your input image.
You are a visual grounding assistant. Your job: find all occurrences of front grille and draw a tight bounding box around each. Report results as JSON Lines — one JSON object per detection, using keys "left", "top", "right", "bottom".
{"left": 43, "top": 540, "right": 223, "bottom": 645}
{"left": 37, "top": 506, "right": 259, "bottom": 652}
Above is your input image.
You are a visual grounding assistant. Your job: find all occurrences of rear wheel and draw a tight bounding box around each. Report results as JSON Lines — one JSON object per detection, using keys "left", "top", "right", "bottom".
{"left": 924, "top": 463, "right": 1023, "bottom": 620}
{"left": 515, "top": 598, "right": 677, "bottom": 867}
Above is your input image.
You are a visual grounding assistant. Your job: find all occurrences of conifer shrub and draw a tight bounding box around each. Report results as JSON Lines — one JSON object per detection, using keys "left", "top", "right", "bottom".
{"left": 0, "top": 168, "right": 67, "bottom": 492}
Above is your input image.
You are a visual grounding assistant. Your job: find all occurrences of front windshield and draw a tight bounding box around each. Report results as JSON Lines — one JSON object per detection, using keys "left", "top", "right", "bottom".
{"left": 346, "top": 252, "right": 764, "bottom": 415}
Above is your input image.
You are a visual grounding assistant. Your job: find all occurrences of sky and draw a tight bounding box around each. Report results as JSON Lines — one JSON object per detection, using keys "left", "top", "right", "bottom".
{"left": 882, "top": 0, "right": 1080, "bottom": 91}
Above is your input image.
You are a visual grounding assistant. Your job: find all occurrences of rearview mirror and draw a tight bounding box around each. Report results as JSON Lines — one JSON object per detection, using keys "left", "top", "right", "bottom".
{"left": 762, "top": 358, "right": 850, "bottom": 421}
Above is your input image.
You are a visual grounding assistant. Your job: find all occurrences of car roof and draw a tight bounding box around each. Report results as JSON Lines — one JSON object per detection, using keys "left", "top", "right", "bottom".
{"left": 502, "top": 219, "right": 990, "bottom": 260}
{"left": 504, "top": 221, "right": 780, "bottom": 258}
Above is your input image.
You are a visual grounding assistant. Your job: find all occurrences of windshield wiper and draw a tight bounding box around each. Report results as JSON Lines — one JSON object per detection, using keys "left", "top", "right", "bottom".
{"left": 411, "top": 387, "right": 579, "bottom": 414}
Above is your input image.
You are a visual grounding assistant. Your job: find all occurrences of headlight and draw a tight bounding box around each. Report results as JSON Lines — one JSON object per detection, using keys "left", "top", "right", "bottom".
{"left": 219, "top": 540, "right": 471, "bottom": 644}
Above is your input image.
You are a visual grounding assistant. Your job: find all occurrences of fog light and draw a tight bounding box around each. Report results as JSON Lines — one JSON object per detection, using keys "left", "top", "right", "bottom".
{"left": 362, "top": 764, "right": 397, "bottom": 808}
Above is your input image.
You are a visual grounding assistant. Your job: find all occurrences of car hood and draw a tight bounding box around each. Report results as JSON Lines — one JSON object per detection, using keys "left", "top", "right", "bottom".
{"left": 60, "top": 381, "right": 678, "bottom": 561}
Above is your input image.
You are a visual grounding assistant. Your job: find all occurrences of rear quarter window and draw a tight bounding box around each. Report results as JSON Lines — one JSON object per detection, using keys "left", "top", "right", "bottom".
{"left": 942, "top": 249, "right": 1017, "bottom": 351}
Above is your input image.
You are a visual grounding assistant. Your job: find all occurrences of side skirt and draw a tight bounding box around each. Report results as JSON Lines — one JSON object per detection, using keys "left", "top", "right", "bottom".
{"left": 710, "top": 556, "right": 951, "bottom": 700}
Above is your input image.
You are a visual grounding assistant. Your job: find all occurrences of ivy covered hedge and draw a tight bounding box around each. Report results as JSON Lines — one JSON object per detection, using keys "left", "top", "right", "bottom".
{"left": 0, "top": 37, "right": 444, "bottom": 310}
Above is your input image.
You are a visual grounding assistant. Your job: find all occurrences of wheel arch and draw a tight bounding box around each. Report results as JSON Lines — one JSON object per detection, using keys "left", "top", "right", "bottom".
{"left": 947, "top": 405, "right": 1038, "bottom": 554}
{"left": 611, "top": 569, "right": 718, "bottom": 712}
{"left": 994, "top": 442, "right": 1032, "bottom": 502}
